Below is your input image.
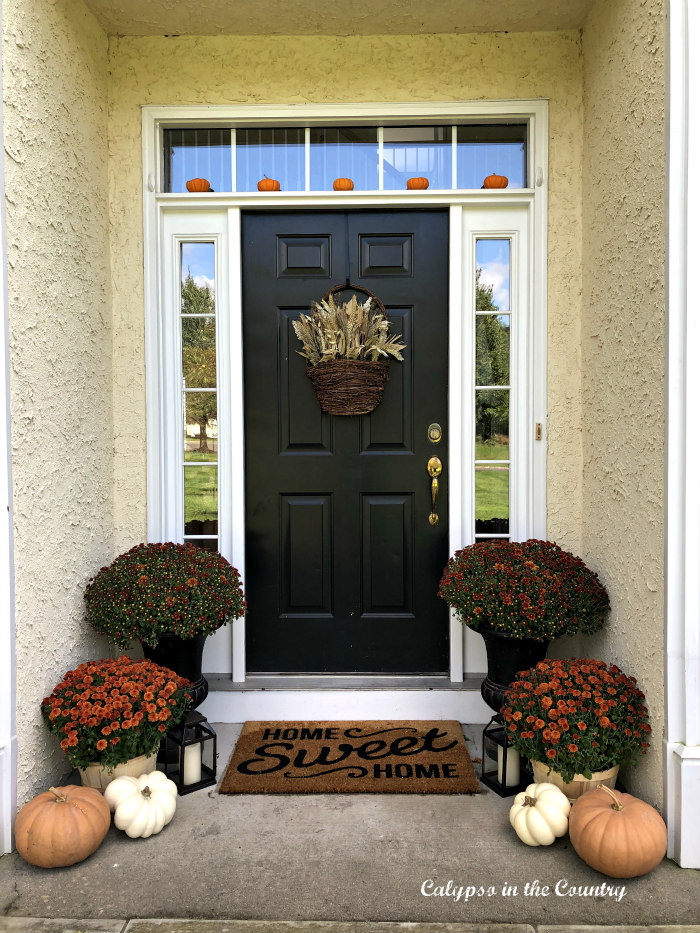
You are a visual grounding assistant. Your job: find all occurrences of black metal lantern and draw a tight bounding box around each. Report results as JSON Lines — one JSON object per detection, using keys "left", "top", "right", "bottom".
{"left": 481, "top": 715, "right": 530, "bottom": 796}
{"left": 165, "top": 710, "right": 217, "bottom": 795}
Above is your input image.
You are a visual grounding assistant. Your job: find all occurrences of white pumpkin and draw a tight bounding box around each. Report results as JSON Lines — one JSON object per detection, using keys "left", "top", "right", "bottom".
{"left": 104, "top": 771, "right": 177, "bottom": 839}
{"left": 509, "top": 781, "right": 571, "bottom": 846}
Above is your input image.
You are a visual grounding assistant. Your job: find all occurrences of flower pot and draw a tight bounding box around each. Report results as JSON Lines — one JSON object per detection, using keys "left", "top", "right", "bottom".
{"left": 78, "top": 752, "right": 157, "bottom": 793}
{"left": 479, "top": 629, "right": 549, "bottom": 714}
{"left": 530, "top": 759, "right": 619, "bottom": 802}
{"left": 142, "top": 633, "right": 208, "bottom": 709}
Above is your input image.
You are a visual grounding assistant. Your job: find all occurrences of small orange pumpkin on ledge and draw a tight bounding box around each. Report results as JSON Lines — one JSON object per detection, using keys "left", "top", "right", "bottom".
{"left": 407, "top": 177, "right": 429, "bottom": 190}
{"left": 333, "top": 178, "right": 354, "bottom": 191}
{"left": 257, "top": 175, "right": 281, "bottom": 191}
{"left": 483, "top": 173, "right": 509, "bottom": 189}
{"left": 185, "top": 178, "right": 211, "bottom": 192}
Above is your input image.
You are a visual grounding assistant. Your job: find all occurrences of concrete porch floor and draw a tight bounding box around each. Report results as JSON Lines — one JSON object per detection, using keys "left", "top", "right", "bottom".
{"left": 0, "top": 725, "right": 698, "bottom": 933}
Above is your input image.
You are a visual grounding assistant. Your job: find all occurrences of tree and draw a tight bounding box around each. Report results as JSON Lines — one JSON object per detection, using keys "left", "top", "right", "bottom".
{"left": 475, "top": 269, "right": 509, "bottom": 444}
{"left": 181, "top": 272, "right": 217, "bottom": 453}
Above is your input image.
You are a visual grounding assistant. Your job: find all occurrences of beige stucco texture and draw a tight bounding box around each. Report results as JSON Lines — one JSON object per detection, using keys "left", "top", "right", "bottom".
{"left": 581, "top": 0, "right": 666, "bottom": 806}
{"left": 2, "top": 0, "right": 113, "bottom": 803}
{"left": 108, "top": 30, "right": 585, "bottom": 556}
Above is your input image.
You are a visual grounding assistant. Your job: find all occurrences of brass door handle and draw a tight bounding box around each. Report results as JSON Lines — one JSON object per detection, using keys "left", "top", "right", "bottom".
{"left": 427, "top": 456, "right": 442, "bottom": 525}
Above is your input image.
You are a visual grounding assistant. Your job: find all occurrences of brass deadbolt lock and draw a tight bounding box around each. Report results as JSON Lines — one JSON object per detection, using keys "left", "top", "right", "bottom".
{"left": 428, "top": 423, "right": 442, "bottom": 444}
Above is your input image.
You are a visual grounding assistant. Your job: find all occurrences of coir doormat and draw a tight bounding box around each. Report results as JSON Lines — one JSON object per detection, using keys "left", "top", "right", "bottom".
{"left": 219, "top": 720, "right": 480, "bottom": 794}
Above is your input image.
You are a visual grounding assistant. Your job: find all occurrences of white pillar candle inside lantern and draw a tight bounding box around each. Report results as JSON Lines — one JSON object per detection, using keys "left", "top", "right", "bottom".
{"left": 498, "top": 744, "right": 521, "bottom": 787}
{"left": 182, "top": 743, "right": 202, "bottom": 785}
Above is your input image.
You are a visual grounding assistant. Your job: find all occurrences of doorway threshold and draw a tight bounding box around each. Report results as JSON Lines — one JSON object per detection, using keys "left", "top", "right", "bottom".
{"left": 206, "top": 674, "right": 486, "bottom": 691}
{"left": 200, "top": 674, "right": 492, "bottom": 723}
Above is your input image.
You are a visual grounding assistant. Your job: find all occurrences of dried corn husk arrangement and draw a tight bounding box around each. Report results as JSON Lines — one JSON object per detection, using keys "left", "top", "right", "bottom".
{"left": 292, "top": 294, "right": 406, "bottom": 366}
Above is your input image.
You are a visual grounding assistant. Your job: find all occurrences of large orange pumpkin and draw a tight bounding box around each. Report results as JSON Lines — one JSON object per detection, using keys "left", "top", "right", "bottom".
{"left": 333, "top": 178, "right": 354, "bottom": 190}
{"left": 407, "top": 177, "right": 429, "bottom": 190}
{"left": 483, "top": 173, "right": 509, "bottom": 189}
{"left": 185, "top": 178, "right": 211, "bottom": 192}
{"left": 257, "top": 175, "right": 281, "bottom": 191}
{"left": 569, "top": 786, "right": 667, "bottom": 878}
{"left": 15, "top": 785, "right": 111, "bottom": 868}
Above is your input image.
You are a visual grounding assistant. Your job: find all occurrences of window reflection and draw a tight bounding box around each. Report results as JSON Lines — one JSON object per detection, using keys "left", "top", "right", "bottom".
{"left": 382, "top": 126, "right": 451, "bottom": 190}
{"left": 475, "top": 466, "right": 509, "bottom": 536}
{"left": 475, "top": 390, "right": 509, "bottom": 461}
{"left": 476, "top": 239, "right": 510, "bottom": 312}
{"left": 309, "top": 127, "right": 378, "bottom": 190}
{"left": 180, "top": 240, "right": 219, "bottom": 545}
{"left": 185, "top": 393, "right": 218, "bottom": 461}
{"left": 184, "top": 465, "right": 218, "bottom": 534}
{"left": 181, "top": 243, "right": 216, "bottom": 311}
{"left": 184, "top": 537, "right": 220, "bottom": 552}
{"left": 457, "top": 124, "right": 527, "bottom": 188}
{"left": 164, "top": 128, "right": 231, "bottom": 193}
{"left": 236, "top": 127, "right": 305, "bottom": 192}
{"left": 162, "top": 122, "right": 528, "bottom": 193}
{"left": 476, "top": 316, "right": 510, "bottom": 387}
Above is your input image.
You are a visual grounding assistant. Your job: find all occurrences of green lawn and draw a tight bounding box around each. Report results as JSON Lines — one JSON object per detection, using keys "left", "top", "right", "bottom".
{"left": 184, "top": 448, "right": 218, "bottom": 463}
{"left": 182, "top": 447, "right": 508, "bottom": 525}
{"left": 475, "top": 466, "right": 509, "bottom": 520}
{"left": 184, "top": 465, "right": 218, "bottom": 523}
{"left": 475, "top": 439, "right": 509, "bottom": 461}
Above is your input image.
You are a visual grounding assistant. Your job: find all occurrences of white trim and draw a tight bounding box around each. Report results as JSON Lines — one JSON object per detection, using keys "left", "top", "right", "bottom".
{"left": 201, "top": 688, "right": 491, "bottom": 724}
{"left": 0, "top": 0, "right": 18, "bottom": 854}
{"left": 460, "top": 204, "right": 535, "bottom": 676}
{"left": 143, "top": 99, "right": 548, "bottom": 694}
{"left": 145, "top": 99, "right": 547, "bottom": 130}
{"left": 531, "top": 108, "right": 549, "bottom": 536}
{"left": 665, "top": 0, "right": 700, "bottom": 869}
{"left": 448, "top": 205, "right": 465, "bottom": 681}
{"left": 228, "top": 209, "right": 247, "bottom": 683}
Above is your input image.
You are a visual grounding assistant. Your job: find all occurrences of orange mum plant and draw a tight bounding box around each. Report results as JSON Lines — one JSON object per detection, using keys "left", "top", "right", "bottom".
{"left": 41, "top": 657, "right": 190, "bottom": 770}
{"left": 502, "top": 658, "right": 651, "bottom": 783}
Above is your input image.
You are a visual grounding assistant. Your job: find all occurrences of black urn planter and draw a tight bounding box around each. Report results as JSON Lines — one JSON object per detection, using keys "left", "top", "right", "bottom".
{"left": 479, "top": 629, "right": 549, "bottom": 714}
{"left": 142, "top": 633, "right": 209, "bottom": 709}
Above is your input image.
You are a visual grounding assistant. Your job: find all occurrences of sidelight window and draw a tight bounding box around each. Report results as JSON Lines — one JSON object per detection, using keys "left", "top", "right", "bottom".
{"left": 180, "top": 241, "right": 219, "bottom": 552}
{"left": 474, "top": 238, "right": 511, "bottom": 540}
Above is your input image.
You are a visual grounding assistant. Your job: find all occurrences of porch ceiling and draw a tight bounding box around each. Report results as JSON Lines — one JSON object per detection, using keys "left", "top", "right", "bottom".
{"left": 82, "top": 0, "right": 595, "bottom": 37}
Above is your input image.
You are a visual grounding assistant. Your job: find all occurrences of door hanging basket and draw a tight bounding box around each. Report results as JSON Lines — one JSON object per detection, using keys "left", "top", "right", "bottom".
{"left": 304, "top": 283, "right": 394, "bottom": 416}
{"left": 307, "top": 357, "right": 390, "bottom": 416}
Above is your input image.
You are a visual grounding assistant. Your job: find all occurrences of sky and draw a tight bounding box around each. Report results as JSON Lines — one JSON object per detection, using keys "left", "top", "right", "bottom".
{"left": 476, "top": 238, "right": 511, "bottom": 311}
{"left": 180, "top": 237, "right": 511, "bottom": 310}
{"left": 181, "top": 242, "right": 216, "bottom": 293}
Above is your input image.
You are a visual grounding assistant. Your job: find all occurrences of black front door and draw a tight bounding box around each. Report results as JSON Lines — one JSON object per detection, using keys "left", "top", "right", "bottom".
{"left": 242, "top": 210, "right": 449, "bottom": 674}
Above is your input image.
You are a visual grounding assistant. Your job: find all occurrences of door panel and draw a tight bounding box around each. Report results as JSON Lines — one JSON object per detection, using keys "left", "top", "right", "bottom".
{"left": 242, "top": 210, "right": 449, "bottom": 674}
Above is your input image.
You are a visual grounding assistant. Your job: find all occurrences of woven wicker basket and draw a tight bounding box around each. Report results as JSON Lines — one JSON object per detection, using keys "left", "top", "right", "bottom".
{"left": 307, "top": 358, "right": 389, "bottom": 416}
{"left": 304, "top": 282, "right": 394, "bottom": 416}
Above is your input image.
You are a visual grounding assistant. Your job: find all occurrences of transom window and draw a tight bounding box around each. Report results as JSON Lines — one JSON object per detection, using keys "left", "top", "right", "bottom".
{"left": 162, "top": 123, "right": 528, "bottom": 193}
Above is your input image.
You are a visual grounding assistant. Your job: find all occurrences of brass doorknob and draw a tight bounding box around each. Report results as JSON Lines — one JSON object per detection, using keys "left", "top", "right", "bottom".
{"left": 427, "top": 457, "right": 442, "bottom": 524}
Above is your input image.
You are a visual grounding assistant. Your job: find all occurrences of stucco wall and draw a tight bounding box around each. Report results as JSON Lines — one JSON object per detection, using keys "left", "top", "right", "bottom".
{"left": 108, "top": 31, "right": 585, "bottom": 559}
{"left": 581, "top": 0, "right": 666, "bottom": 806}
{"left": 2, "top": 0, "right": 112, "bottom": 804}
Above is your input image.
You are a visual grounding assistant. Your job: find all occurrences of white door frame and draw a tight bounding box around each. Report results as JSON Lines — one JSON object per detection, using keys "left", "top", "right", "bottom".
{"left": 143, "top": 100, "right": 548, "bottom": 693}
{"left": 665, "top": 0, "right": 700, "bottom": 870}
